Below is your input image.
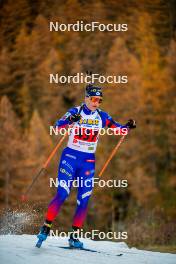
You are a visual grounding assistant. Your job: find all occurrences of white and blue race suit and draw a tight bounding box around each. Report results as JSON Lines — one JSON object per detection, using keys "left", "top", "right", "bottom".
{"left": 46, "top": 103, "right": 127, "bottom": 227}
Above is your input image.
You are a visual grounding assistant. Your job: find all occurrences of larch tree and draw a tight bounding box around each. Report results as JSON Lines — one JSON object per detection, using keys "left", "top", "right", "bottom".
{"left": 0, "top": 96, "right": 28, "bottom": 208}
{"left": 27, "top": 110, "right": 55, "bottom": 203}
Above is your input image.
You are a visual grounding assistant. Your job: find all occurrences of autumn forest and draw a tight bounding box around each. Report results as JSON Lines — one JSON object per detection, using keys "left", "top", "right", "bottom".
{"left": 0, "top": 0, "right": 176, "bottom": 248}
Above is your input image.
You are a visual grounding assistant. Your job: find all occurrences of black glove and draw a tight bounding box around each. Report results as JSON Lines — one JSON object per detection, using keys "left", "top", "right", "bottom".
{"left": 125, "top": 119, "right": 136, "bottom": 129}
{"left": 68, "top": 114, "right": 81, "bottom": 123}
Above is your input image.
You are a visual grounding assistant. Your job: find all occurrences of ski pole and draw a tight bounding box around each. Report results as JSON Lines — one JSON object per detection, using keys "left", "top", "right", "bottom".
{"left": 98, "top": 134, "right": 126, "bottom": 178}
{"left": 21, "top": 132, "right": 68, "bottom": 201}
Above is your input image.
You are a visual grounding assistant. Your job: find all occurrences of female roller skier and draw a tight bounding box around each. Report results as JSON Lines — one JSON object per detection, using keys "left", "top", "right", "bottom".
{"left": 37, "top": 84, "right": 136, "bottom": 248}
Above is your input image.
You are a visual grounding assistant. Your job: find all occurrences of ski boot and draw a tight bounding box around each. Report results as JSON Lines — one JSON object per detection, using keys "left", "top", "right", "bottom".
{"left": 68, "top": 226, "right": 83, "bottom": 249}
{"left": 36, "top": 221, "right": 52, "bottom": 248}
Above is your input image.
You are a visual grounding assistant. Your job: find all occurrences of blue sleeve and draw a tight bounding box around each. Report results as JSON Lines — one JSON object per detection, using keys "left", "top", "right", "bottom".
{"left": 54, "top": 107, "right": 78, "bottom": 128}
{"left": 100, "top": 110, "right": 126, "bottom": 129}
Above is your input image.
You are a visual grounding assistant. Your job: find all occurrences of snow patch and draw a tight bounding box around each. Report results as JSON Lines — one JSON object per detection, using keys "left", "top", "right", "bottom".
{"left": 0, "top": 235, "right": 176, "bottom": 264}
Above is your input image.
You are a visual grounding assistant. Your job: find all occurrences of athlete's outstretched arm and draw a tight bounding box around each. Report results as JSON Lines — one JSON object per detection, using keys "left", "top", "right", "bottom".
{"left": 101, "top": 111, "right": 136, "bottom": 130}
{"left": 100, "top": 111, "right": 127, "bottom": 129}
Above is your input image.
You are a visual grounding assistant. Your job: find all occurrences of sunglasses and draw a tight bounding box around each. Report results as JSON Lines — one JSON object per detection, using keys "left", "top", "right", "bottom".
{"left": 90, "top": 97, "right": 103, "bottom": 104}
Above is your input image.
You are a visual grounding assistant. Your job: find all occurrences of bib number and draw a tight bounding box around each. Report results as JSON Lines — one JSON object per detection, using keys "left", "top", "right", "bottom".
{"left": 73, "top": 127, "right": 99, "bottom": 142}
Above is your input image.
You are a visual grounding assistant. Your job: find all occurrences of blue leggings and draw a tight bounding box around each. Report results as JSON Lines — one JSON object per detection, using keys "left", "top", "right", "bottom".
{"left": 46, "top": 147, "right": 95, "bottom": 227}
